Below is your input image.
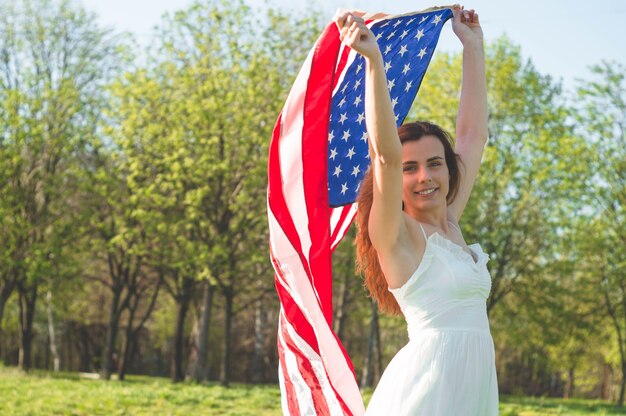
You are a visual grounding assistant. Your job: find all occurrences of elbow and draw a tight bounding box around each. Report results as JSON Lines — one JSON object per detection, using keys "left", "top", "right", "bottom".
{"left": 369, "top": 138, "right": 403, "bottom": 167}
{"left": 372, "top": 153, "right": 402, "bottom": 168}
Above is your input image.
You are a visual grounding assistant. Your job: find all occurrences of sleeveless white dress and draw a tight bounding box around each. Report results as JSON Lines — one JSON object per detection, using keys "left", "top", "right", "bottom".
{"left": 365, "top": 224, "right": 499, "bottom": 415}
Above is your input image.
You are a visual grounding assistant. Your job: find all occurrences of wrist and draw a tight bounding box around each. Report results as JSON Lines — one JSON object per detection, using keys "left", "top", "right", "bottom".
{"left": 461, "top": 38, "right": 484, "bottom": 52}
{"left": 364, "top": 49, "right": 384, "bottom": 65}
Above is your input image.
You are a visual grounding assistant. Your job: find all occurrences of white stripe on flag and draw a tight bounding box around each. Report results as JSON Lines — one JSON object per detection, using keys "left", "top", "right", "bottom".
{"left": 269, "top": 207, "right": 365, "bottom": 414}
{"left": 283, "top": 312, "right": 344, "bottom": 416}
{"left": 277, "top": 45, "right": 316, "bottom": 263}
{"left": 277, "top": 351, "right": 293, "bottom": 416}
{"left": 330, "top": 204, "right": 358, "bottom": 250}
{"left": 278, "top": 315, "right": 316, "bottom": 414}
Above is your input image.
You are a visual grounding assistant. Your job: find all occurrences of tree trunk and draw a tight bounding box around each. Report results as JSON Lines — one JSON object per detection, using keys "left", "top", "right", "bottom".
{"left": 617, "top": 360, "right": 626, "bottom": 407}
{"left": 563, "top": 366, "right": 575, "bottom": 399}
{"left": 251, "top": 296, "right": 266, "bottom": 383}
{"left": 118, "top": 281, "right": 160, "bottom": 381}
{"left": 600, "top": 362, "right": 613, "bottom": 401}
{"left": 101, "top": 288, "right": 122, "bottom": 380}
{"left": 604, "top": 288, "right": 626, "bottom": 406}
{"left": 333, "top": 272, "right": 349, "bottom": 341}
{"left": 78, "top": 325, "right": 92, "bottom": 372}
{"left": 187, "top": 281, "right": 214, "bottom": 382}
{"left": 117, "top": 306, "right": 136, "bottom": 381}
{"left": 46, "top": 289, "right": 60, "bottom": 372}
{"left": 220, "top": 286, "right": 235, "bottom": 387}
{"left": 172, "top": 276, "right": 194, "bottom": 383}
{"left": 361, "top": 299, "right": 379, "bottom": 389}
{"left": 0, "top": 278, "right": 16, "bottom": 358}
{"left": 17, "top": 283, "right": 38, "bottom": 371}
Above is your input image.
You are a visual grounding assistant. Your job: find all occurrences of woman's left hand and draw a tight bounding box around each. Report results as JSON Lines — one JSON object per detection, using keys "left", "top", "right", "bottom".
{"left": 451, "top": 5, "right": 483, "bottom": 46}
{"left": 333, "top": 10, "right": 381, "bottom": 60}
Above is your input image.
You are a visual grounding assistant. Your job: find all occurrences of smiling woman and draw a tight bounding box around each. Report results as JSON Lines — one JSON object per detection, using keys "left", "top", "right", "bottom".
{"left": 336, "top": 4, "right": 498, "bottom": 415}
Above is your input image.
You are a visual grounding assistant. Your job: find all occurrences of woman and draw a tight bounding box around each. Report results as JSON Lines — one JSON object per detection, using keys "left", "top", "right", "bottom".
{"left": 335, "top": 5, "right": 498, "bottom": 415}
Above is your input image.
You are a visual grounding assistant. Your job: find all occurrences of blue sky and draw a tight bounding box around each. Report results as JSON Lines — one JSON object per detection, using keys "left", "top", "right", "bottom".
{"left": 83, "top": 0, "right": 625, "bottom": 89}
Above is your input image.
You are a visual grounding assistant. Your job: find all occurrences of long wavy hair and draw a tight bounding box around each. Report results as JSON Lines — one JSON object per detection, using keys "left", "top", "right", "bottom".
{"left": 354, "top": 121, "right": 463, "bottom": 315}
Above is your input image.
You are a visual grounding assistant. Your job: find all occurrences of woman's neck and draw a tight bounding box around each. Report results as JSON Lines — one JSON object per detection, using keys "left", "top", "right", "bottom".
{"left": 407, "top": 205, "right": 450, "bottom": 233}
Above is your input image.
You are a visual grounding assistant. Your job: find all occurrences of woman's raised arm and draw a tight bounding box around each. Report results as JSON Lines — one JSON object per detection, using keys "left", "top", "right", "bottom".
{"left": 448, "top": 6, "right": 488, "bottom": 222}
{"left": 334, "top": 11, "right": 408, "bottom": 254}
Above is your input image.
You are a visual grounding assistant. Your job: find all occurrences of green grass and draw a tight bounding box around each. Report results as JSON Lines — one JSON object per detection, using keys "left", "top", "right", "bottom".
{"left": 498, "top": 395, "right": 626, "bottom": 415}
{"left": 1, "top": 367, "right": 624, "bottom": 415}
{"left": 0, "top": 367, "right": 281, "bottom": 415}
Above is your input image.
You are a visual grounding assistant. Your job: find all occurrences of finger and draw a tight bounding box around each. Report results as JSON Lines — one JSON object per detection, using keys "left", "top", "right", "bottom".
{"left": 348, "top": 10, "right": 367, "bottom": 19}
{"left": 472, "top": 12, "right": 480, "bottom": 24}
{"left": 346, "top": 25, "right": 368, "bottom": 46}
{"left": 451, "top": 5, "right": 462, "bottom": 22}
{"left": 339, "top": 25, "right": 350, "bottom": 42}
{"left": 351, "top": 14, "right": 365, "bottom": 25}
{"left": 349, "top": 21, "right": 362, "bottom": 34}
{"left": 345, "top": 22, "right": 363, "bottom": 42}
{"left": 333, "top": 9, "right": 349, "bottom": 29}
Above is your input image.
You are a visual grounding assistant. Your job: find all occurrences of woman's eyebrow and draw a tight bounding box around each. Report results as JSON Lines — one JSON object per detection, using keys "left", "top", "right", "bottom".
{"left": 402, "top": 156, "right": 443, "bottom": 165}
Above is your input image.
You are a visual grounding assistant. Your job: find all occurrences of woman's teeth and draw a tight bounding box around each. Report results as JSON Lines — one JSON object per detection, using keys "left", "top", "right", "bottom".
{"left": 416, "top": 188, "right": 437, "bottom": 195}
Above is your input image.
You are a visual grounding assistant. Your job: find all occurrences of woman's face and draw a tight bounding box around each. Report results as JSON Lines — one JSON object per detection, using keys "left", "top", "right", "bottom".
{"left": 401, "top": 135, "right": 449, "bottom": 212}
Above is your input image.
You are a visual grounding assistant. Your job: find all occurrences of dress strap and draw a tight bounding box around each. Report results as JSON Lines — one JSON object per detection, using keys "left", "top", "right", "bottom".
{"left": 418, "top": 223, "right": 428, "bottom": 241}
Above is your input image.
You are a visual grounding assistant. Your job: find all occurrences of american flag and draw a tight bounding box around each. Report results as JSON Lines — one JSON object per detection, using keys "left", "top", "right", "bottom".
{"left": 267, "top": 8, "right": 452, "bottom": 415}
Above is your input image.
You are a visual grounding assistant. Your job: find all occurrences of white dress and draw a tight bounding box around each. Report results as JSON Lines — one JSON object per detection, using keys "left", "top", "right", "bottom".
{"left": 365, "top": 224, "right": 499, "bottom": 415}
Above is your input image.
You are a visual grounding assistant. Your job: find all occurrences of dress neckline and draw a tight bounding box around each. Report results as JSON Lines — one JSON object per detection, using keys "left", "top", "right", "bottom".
{"left": 417, "top": 221, "right": 479, "bottom": 264}
{"left": 427, "top": 231, "right": 479, "bottom": 265}
{"left": 389, "top": 233, "right": 489, "bottom": 294}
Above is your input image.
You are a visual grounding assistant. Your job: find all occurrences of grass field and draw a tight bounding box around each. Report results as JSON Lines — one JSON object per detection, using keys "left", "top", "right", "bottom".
{"left": 1, "top": 367, "right": 624, "bottom": 415}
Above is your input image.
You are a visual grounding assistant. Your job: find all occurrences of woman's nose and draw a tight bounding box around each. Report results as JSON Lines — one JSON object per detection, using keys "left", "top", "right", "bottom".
{"left": 418, "top": 167, "right": 432, "bottom": 183}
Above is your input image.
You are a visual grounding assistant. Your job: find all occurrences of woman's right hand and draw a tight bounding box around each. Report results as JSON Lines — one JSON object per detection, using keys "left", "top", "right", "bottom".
{"left": 333, "top": 10, "right": 381, "bottom": 60}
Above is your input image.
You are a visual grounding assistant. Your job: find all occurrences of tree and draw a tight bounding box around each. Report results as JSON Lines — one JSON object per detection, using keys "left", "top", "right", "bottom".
{"left": 0, "top": 0, "right": 124, "bottom": 370}
{"left": 577, "top": 61, "right": 626, "bottom": 405}
{"left": 105, "top": 0, "right": 320, "bottom": 384}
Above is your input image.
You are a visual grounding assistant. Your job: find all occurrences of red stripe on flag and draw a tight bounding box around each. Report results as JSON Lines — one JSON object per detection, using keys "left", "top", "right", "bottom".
{"left": 268, "top": 110, "right": 326, "bottom": 360}
{"left": 274, "top": 271, "right": 320, "bottom": 354}
{"left": 277, "top": 331, "right": 302, "bottom": 415}
{"left": 281, "top": 314, "right": 333, "bottom": 415}
{"left": 267, "top": 113, "right": 308, "bottom": 269}
{"left": 300, "top": 22, "right": 342, "bottom": 325}
{"left": 330, "top": 205, "right": 355, "bottom": 251}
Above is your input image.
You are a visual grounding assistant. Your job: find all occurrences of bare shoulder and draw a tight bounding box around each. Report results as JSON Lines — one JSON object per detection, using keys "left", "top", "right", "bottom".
{"left": 375, "top": 213, "right": 426, "bottom": 290}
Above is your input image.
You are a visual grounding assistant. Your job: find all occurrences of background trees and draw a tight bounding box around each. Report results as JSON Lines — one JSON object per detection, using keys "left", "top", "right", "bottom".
{"left": 0, "top": 0, "right": 125, "bottom": 371}
{"left": 0, "top": 0, "right": 625, "bottom": 405}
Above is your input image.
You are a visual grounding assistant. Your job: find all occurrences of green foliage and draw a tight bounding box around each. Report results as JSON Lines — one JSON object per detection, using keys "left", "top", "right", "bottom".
{"left": 574, "top": 60, "right": 626, "bottom": 402}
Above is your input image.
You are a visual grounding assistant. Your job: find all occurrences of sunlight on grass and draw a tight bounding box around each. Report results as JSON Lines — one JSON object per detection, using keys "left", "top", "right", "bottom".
{"left": 1, "top": 367, "right": 623, "bottom": 415}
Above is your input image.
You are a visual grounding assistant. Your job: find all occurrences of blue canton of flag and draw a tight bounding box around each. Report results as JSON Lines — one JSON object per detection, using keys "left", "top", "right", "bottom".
{"left": 327, "top": 9, "right": 452, "bottom": 207}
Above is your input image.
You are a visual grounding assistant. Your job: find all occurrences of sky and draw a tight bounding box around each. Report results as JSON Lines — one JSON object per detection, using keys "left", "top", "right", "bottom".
{"left": 82, "top": 0, "right": 626, "bottom": 90}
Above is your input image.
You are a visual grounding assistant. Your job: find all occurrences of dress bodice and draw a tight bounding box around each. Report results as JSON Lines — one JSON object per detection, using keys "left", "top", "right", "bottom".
{"left": 389, "top": 232, "right": 492, "bottom": 340}
{"left": 367, "top": 229, "right": 499, "bottom": 416}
